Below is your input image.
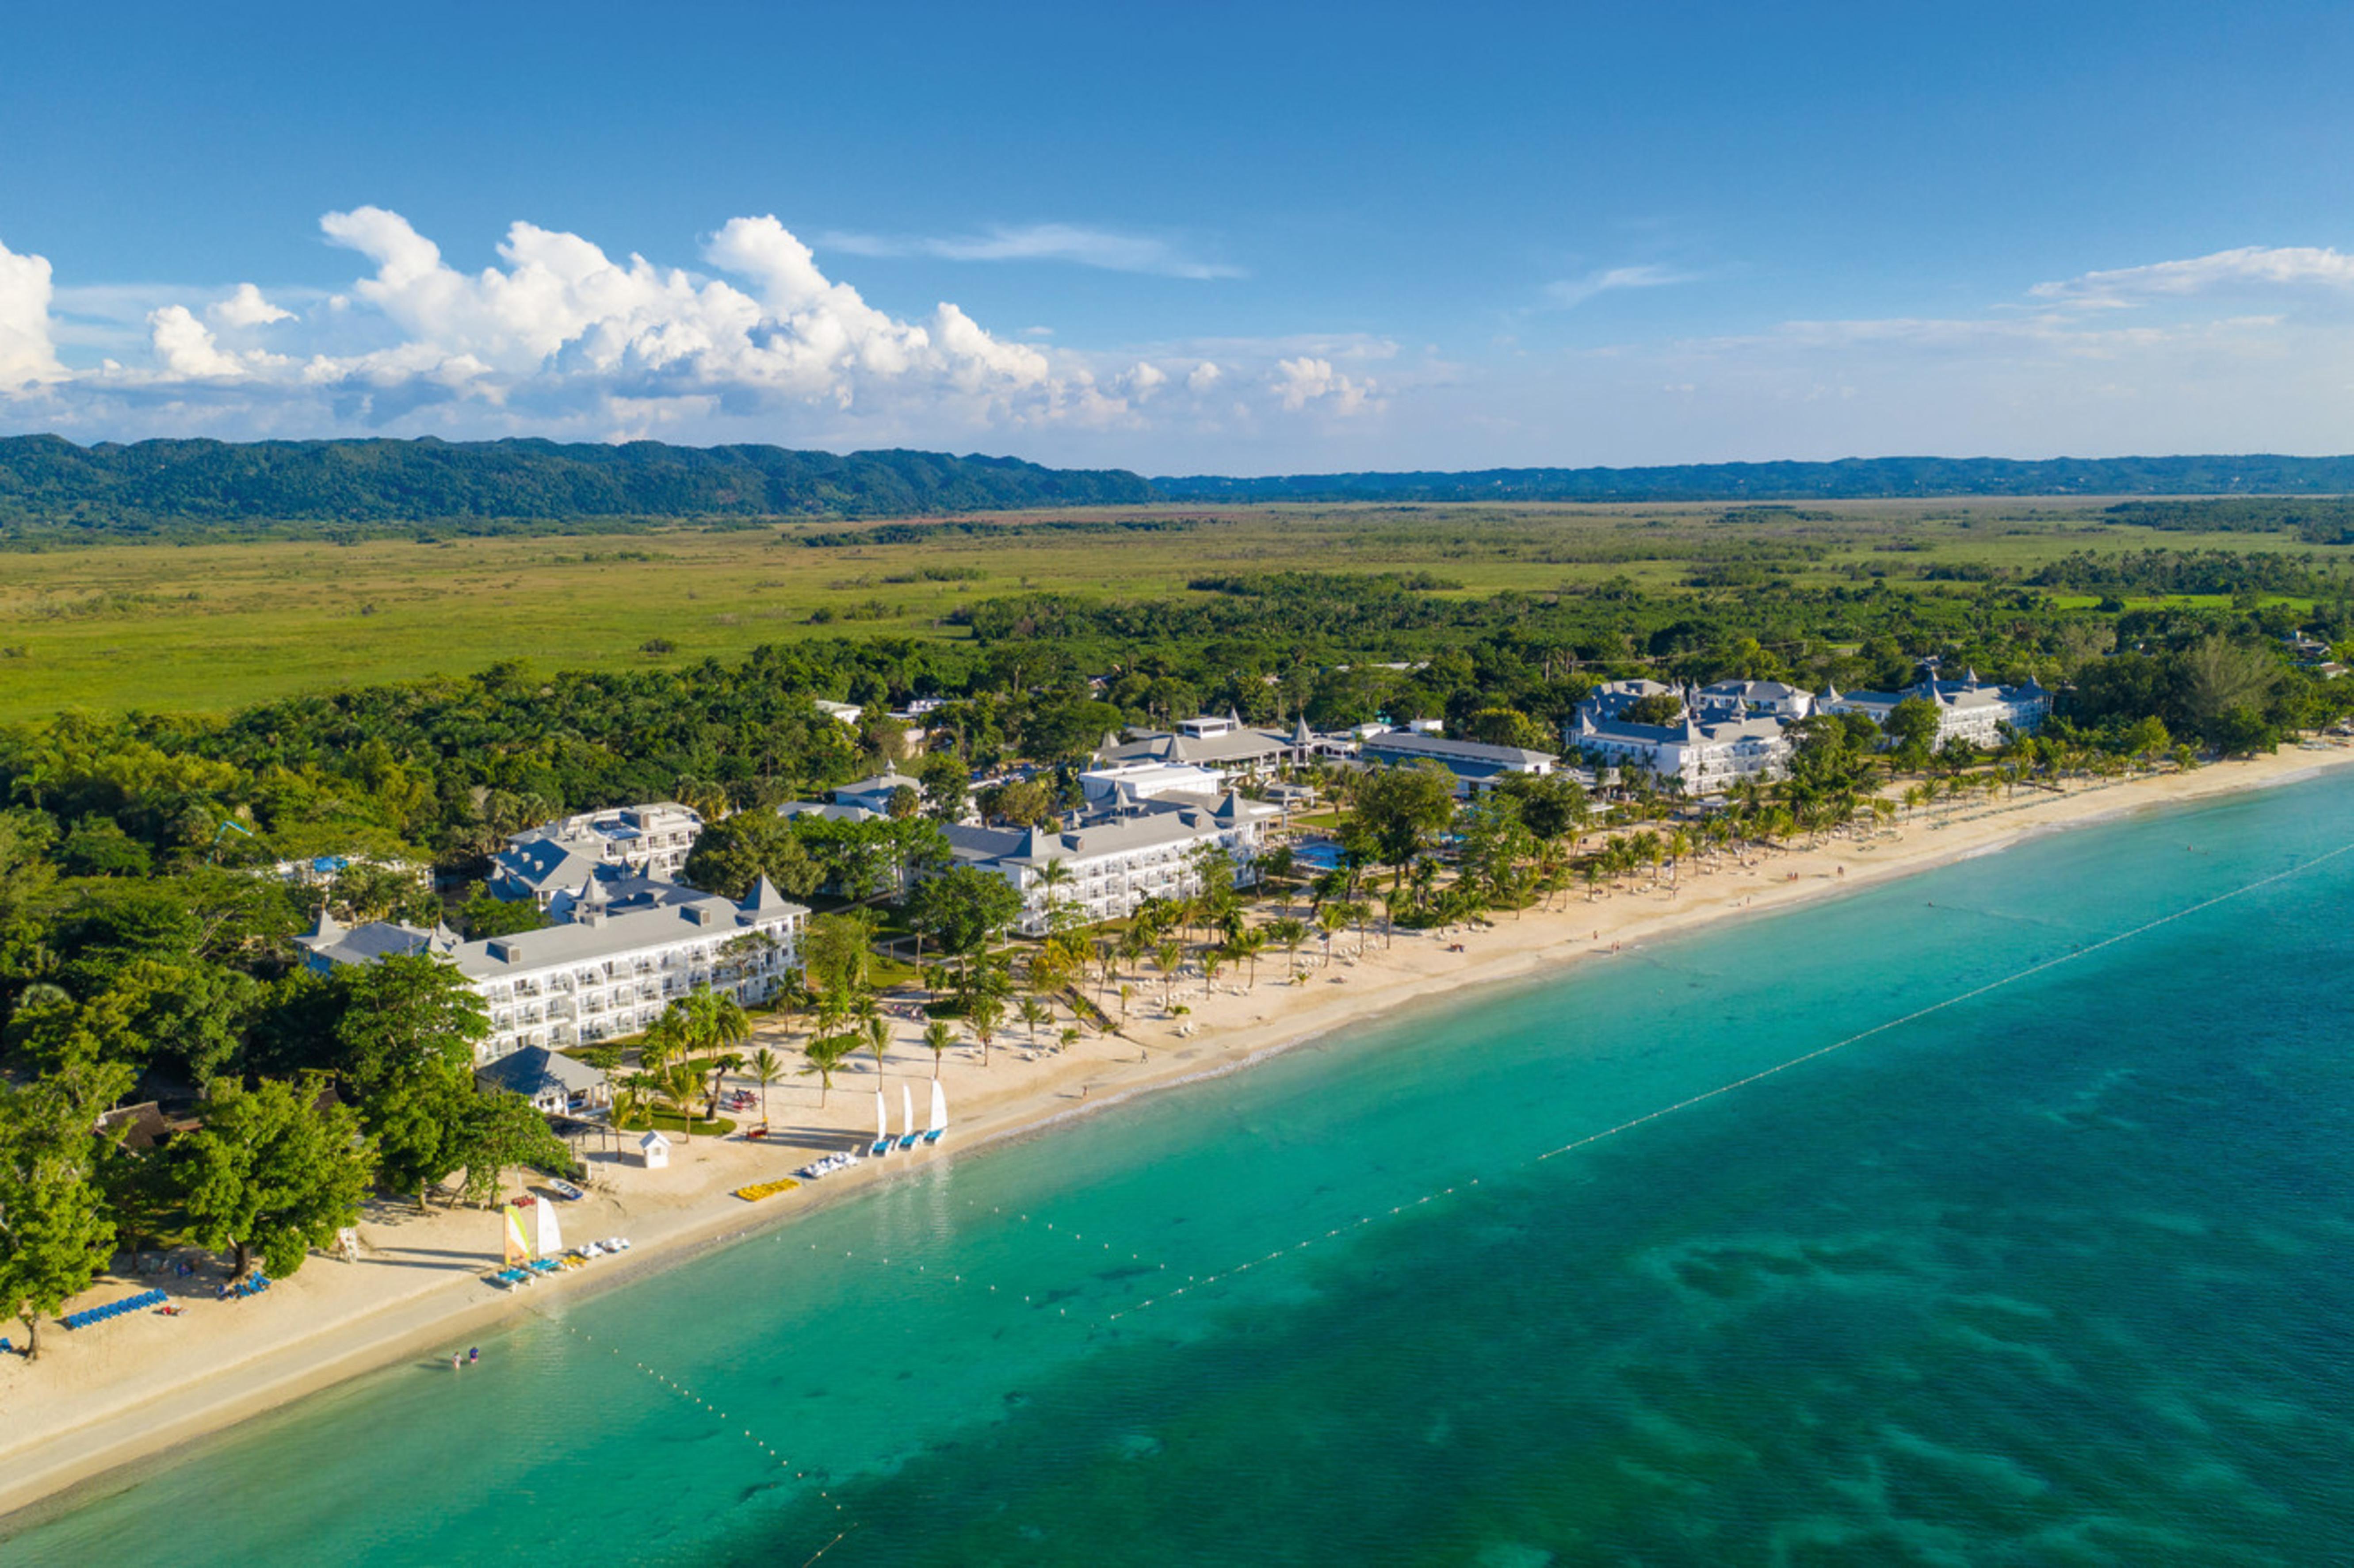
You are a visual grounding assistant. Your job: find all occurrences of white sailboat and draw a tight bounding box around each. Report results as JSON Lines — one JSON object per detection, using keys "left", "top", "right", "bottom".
{"left": 872, "top": 1089, "right": 892, "bottom": 1156}
{"left": 925, "top": 1079, "right": 948, "bottom": 1146}
{"left": 534, "top": 1194, "right": 564, "bottom": 1259}
{"left": 898, "top": 1083, "right": 919, "bottom": 1151}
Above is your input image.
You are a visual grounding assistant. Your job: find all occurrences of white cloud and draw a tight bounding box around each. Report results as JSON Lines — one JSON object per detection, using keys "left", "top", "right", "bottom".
{"left": 149, "top": 306, "right": 250, "bottom": 378}
{"left": 1271, "top": 356, "right": 1377, "bottom": 415}
{"left": 0, "top": 210, "right": 1346, "bottom": 449}
{"left": 2030, "top": 245, "right": 2354, "bottom": 306}
{"left": 208, "top": 283, "right": 294, "bottom": 329}
{"left": 821, "top": 222, "right": 1242, "bottom": 279}
{"left": 0, "top": 236, "right": 65, "bottom": 385}
{"left": 1544, "top": 263, "right": 1696, "bottom": 310}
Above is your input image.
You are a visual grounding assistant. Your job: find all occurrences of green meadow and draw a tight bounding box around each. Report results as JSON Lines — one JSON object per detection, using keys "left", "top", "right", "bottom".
{"left": 0, "top": 498, "right": 2340, "bottom": 721}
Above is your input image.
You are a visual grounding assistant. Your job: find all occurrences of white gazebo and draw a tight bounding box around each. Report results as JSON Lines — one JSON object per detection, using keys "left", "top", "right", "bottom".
{"left": 638, "top": 1130, "right": 672, "bottom": 1170}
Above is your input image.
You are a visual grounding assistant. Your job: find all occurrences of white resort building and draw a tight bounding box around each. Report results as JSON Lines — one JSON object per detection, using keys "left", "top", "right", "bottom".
{"left": 1095, "top": 712, "right": 1318, "bottom": 783}
{"left": 489, "top": 802, "right": 706, "bottom": 906}
{"left": 942, "top": 788, "right": 1280, "bottom": 935}
{"left": 297, "top": 877, "right": 807, "bottom": 1063}
{"left": 1568, "top": 679, "right": 1802, "bottom": 794}
{"left": 1821, "top": 670, "right": 2052, "bottom": 749}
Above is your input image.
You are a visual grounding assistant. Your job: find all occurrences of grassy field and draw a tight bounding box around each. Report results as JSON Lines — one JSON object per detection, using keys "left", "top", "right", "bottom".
{"left": 0, "top": 498, "right": 2340, "bottom": 720}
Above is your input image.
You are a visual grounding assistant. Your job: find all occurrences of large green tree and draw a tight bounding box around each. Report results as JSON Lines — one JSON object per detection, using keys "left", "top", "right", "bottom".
{"left": 682, "top": 811, "right": 821, "bottom": 900}
{"left": 329, "top": 955, "right": 488, "bottom": 1208}
{"left": 166, "top": 1075, "right": 376, "bottom": 1281}
{"left": 1351, "top": 762, "right": 1457, "bottom": 886}
{"left": 0, "top": 1060, "right": 134, "bottom": 1359}
{"left": 907, "top": 866, "right": 1025, "bottom": 966}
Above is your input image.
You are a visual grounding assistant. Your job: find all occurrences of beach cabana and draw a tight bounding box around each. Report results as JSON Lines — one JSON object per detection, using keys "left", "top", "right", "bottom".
{"left": 475, "top": 1046, "right": 611, "bottom": 1117}
{"left": 638, "top": 1130, "right": 671, "bottom": 1170}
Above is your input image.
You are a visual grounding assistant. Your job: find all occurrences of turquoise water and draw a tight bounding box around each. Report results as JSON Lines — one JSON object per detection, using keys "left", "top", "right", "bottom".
{"left": 10, "top": 773, "right": 2354, "bottom": 1565}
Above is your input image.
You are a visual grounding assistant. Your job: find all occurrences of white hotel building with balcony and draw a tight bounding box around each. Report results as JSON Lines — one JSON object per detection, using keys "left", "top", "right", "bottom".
{"left": 297, "top": 876, "right": 806, "bottom": 1063}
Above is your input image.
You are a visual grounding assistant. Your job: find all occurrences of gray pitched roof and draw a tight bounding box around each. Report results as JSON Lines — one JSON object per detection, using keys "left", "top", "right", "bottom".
{"left": 1362, "top": 731, "right": 1555, "bottom": 768}
{"left": 476, "top": 1046, "right": 607, "bottom": 1098}
{"left": 451, "top": 887, "right": 805, "bottom": 979}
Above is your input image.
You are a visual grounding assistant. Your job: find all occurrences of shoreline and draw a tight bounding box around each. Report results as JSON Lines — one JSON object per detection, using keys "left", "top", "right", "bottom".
{"left": 7, "top": 741, "right": 2353, "bottom": 1526}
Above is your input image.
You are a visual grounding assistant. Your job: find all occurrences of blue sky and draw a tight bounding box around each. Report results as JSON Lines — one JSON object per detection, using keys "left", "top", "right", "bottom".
{"left": 4, "top": 0, "right": 2352, "bottom": 471}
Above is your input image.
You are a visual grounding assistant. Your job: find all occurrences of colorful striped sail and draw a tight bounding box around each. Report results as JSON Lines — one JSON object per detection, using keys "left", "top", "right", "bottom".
{"left": 502, "top": 1205, "right": 531, "bottom": 1266}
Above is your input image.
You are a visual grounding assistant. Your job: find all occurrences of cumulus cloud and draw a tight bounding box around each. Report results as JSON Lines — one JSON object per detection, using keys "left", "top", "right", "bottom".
{"left": 821, "top": 222, "right": 1242, "bottom": 279}
{"left": 0, "top": 211, "right": 1350, "bottom": 449}
{"left": 2030, "top": 245, "right": 2354, "bottom": 306}
{"left": 0, "top": 236, "right": 65, "bottom": 385}
{"left": 1271, "top": 356, "right": 1377, "bottom": 414}
{"left": 1544, "top": 263, "right": 1696, "bottom": 310}
{"left": 207, "top": 283, "right": 294, "bottom": 329}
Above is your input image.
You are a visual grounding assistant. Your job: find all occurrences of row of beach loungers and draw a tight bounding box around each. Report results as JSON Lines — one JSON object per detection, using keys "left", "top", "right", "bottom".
{"left": 62, "top": 1288, "right": 170, "bottom": 1328}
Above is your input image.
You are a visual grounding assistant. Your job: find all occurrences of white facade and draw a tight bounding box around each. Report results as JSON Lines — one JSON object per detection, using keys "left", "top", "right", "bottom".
{"left": 1570, "top": 680, "right": 1797, "bottom": 793}
{"left": 1096, "top": 714, "right": 1316, "bottom": 782}
{"left": 1078, "top": 761, "right": 1228, "bottom": 805}
{"left": 943, "top": 791, "right": 1280, "bottom": 935}
{"left": 298, "top": 879, "right": 806, "bottom": 1063}
{"left": 493, "top": 802, "right": 705, "bottom": 905}
{"left": 1822, "top": 671, "right": 2051, "bottom": 750}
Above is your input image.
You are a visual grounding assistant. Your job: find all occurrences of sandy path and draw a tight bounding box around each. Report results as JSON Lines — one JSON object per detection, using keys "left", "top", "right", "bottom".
{"left": 5, "top": 740, "right": 2351, "bottom": 1523}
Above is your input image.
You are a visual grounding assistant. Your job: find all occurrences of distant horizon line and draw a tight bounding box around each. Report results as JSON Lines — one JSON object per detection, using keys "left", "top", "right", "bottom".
{"left": 8, "top": 430, "right": 2354, "bottom": 492}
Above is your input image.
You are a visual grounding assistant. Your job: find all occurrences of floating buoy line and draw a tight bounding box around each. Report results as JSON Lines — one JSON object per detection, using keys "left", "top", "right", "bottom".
{"left": 530, "top": 839, "right": 2354, "bottom": 1552}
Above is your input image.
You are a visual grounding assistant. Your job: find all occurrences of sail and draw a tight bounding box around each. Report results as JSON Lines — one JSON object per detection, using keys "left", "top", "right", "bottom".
{"left": 902, "top": 1084, "right": 915, "bottom": 1139}
{"left": 502, "top": 1205, "right": 531, "bottom": 1266}
{"left": 875, "top": 1089, "right": 888, "bottom": 1144}
{"left": 535, "top": 1196, "right": 563, "bottom": 1258}
{"left": 929, "top": 1079, "right": 948, "bottom": 1135}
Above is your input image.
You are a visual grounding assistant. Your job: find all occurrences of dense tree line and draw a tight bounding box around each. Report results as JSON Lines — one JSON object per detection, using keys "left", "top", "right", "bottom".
{"left": 1154, "top": 455, "right": 2354, "bottom": 504}
{"left": 2102, "top": 497, "right": 2354, "bottom": 545}
{"left": 0, "top": 436, "right": 1152, "bottom": 542}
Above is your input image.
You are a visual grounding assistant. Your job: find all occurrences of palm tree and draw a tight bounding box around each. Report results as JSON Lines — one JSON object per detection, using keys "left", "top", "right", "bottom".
{"left": 1037, "top": 856, "right": 1075, "bottom": 928}
{"left": 968, "top": 993, "right": 1004, "bottom": 1067}
{"left": 661, "top": 1060, "right": 702, "bottom": 1140}
{"left": 1018, "top": 994, "right": 1051, "bottom": 1050}
{"left": 922, "top": 1018, "right": 956, "bottom": 1078}
{"left": 1229, "top": 927, "right": 1268, "bottom": 988}
{"left": 1268, "top": 916, "right": 1308, "bottom": 979}
{"left": 1314, "top": 903, "right": 1348, "bottom": 965}
{"left": 1153, "top": 939, "right": 1185, "bottom": 1010}
{"left": 749, "top": 1046, "right": 783, "bottom": 1125}
{"left": 799, "top": 1033, "right": 856, "bottom": 1107}
{"left": 701, "top": 1051, "right": 744, "bottom": 1121}
{"left": 616, "top": 1072, "right": 659, "bottom": 1131}
{"left": 863, "top": 1011, "right": 891, "bottom": 1082}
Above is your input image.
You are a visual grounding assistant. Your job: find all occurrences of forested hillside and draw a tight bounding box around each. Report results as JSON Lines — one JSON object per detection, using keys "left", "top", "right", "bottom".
{"left": 1156, "top": 455, "right": 2354, "bottom": 504}
{"left": 0, "top": 436, "right": 1153, "bottom": 540}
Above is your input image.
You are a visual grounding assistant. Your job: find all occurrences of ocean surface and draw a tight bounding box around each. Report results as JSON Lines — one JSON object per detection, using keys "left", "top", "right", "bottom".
{"left": 10, "top": 771, "right": 2354, "bottom": 1566}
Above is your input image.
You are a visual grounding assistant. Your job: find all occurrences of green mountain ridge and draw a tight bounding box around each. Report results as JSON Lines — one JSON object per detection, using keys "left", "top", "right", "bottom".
{"left": 6, "top": 436, "right": 2354, "bottom": 543}
{"left": 0, "top": 435, "right": 1153, "bottom": 538}
{"left": 1152, "top": 455, "right": 2354, "bottom": 502}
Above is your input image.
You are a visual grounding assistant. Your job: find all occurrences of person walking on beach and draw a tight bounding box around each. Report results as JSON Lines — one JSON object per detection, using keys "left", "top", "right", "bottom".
{"left": 451, "top": 1353, "right": 462, "bottom": 1372}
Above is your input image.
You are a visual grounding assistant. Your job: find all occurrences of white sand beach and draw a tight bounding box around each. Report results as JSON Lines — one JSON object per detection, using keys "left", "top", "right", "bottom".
{"left": 4, "top": 740, "right": 2351, "bottom": 1522}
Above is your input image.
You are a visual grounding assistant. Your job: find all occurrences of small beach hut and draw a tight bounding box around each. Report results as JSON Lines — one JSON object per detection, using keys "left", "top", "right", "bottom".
{"left": 638, "top": 1130, "right": 672, "bottom": 1170}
